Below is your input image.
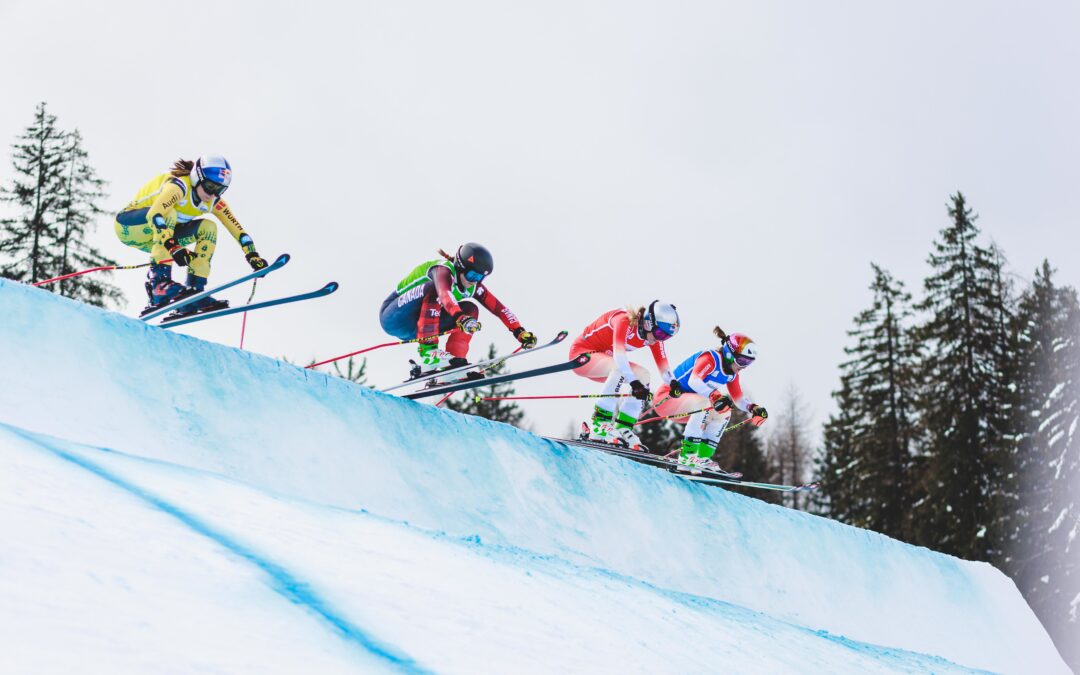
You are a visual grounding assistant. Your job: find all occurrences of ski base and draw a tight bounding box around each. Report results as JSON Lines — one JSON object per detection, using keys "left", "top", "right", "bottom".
{"left": 159, "top": 281, "right": 339, "bottom": 329}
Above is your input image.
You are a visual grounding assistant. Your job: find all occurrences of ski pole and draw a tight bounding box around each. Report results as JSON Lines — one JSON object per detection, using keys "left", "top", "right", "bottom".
{"left": 634, "top": 405, "right": 714, "bottom": 427}
{"left": 434, "top": 391, "right": 454, "bottom": 408}
{"left": 306, "top": 330, "right": 456, "bottom": 369}
{"left": 470, "top": 393, "right": 635, "bottom": 403}
{"left": 239, "top": 279, "right": 259, "bottom": 350}
{"left": 32, "top": 262, "right": 151, "bottom": 286}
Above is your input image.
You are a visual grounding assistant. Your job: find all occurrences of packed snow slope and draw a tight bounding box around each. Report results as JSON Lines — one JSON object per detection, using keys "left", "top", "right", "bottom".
{"left": 0, "top": 279, "right": 1068, "bottom": 674}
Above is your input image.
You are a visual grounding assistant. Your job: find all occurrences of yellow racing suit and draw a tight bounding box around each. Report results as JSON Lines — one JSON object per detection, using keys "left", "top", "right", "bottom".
{"left": 114, "top": 172, "right": 257, "bottom": 279}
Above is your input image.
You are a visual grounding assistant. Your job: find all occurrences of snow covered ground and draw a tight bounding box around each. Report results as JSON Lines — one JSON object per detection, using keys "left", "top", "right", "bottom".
{"left": 0, "top": 278, "right": 1070, "bottom": 674}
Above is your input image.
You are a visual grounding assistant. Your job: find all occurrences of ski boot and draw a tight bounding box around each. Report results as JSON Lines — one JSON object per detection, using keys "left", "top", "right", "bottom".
{"left": 163, "top": 273, "right": 229, "bottom": 320}
{"left": 140, "top": 263, "right": 189, "bottom": 316}
{"left": 586, "top": 406, "right": 617, "bottom": 443}
{"left": 675, "top": 438, "right": 711, "bottom": 474}
{"left": 674, "top": 438, "right": 741, "bottom": 477}
{"left": 410, "top": 344, "right": 478, "bottom": 384}
{"left": 612, "top": 411, "right": 645, "bottom": 451}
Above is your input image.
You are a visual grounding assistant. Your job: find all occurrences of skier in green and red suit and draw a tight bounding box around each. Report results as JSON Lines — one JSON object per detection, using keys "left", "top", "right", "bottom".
{"left": 379, "top": 243, "right": 537, "bottom": 378}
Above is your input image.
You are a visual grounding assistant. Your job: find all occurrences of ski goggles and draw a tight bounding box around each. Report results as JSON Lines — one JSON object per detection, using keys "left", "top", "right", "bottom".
{"left": 199, "top": 179, "right": 228, "bottom": 197}
{"left": 463, "top": 269, "right": 488, "bottom": 283}
{"left": 733, "top": 353, "right": 756, "bottom": 367}
{"left": 651, "top": 325, "right": 675, "bottom": 341}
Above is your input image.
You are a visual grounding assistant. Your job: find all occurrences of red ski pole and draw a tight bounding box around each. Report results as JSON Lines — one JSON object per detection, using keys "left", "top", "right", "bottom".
{"left": 239, "top": 279, "right": 259, "bottom": 350}
{"left": 470, "top": 393, "right": 636, "bottom": 403}
{"left": 306, "top": 330, "right": 456, "bottom": 369}
{"left": 33, "top": 262, "right": 151, "bottom": 286}
{"left": 434, "top": 391, "right": 454, "bottom": 407}
{"left": 634, "top": 405, "right": 714, "bottom": 427}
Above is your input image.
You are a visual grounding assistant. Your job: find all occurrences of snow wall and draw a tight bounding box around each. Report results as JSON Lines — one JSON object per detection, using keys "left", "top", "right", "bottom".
{"left": 0, "top": 278, "right": 1069, "bottom": 674}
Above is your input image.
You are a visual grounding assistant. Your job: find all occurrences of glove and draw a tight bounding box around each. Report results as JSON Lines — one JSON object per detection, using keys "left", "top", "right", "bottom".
{"left": 513, "top": 327, "right": 537, "bottom": 349}
{"left": 164, "top": 238, "right": 192, "bottom": 267}
{"left": 454, "top": 312, "right": 481, "bottom": 335}
{"left": 749, "top": 404, "right": 769, "bottom": 426}
{"left": 246, "top": 251, "right": 269, "bottom": 271}
{"left": 629, "top": 379, "right": 652, "bottom": 403}
{"left": 668, "top": 380, "right": 683, "bottom": 398}
{"left": 712, "top": 394, "right": 734, "bottom": 413}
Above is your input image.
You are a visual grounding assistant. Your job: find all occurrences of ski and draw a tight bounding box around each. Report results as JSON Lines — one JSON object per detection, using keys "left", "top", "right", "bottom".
{"left": 554, "top": 436, "right": 744, "bottom": 480}
{"left": 680, "top": 475, "right": 820, "bottom": 493}
{"left": 404, "top": 353, "right": 590, "bottom": 400}
{"left": 382, "top": 330, "right": 569, "bottom": 393}
{"left": 158, "top": 281, "right": 339, "bottom": 329}
{"left": 140, "top": 253, "right": 291, "bottom": 321}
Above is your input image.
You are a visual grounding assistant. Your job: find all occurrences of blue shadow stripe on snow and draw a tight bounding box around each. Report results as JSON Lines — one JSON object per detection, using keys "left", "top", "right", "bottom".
{"left": 9, "top": 426, "right": 430, "bottom": 675}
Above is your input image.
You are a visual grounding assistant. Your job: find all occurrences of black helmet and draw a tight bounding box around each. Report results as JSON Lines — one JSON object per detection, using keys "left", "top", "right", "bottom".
{"left": 455, "top": 243, "right": 494, "bottom": 283}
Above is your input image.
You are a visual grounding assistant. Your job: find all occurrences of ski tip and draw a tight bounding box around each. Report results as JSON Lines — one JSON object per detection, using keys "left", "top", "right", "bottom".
{"left": 274, "top": 253, "right": 291, "bottom": 265}
{"left": 554, "top": 330, "right": 569, "bottom": 341}
{"left": 322, "top": 281, "right": 340, "bottom": 293}
{"left": 574, "top": 353, "right": 591, "bottom": 366}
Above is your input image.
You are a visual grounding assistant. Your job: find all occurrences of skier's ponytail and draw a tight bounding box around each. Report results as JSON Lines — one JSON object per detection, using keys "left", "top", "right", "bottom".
{"left": 437, "top": 248, "right": 453, "bottom": 262}
{"left": 170, "top": 159, "right": 194, "bottom": 177}
{"left": 626, "top": 306, "right": 645, "bottom": 325}
{"left": 713, "top": 326, "right": 729, "bottom": 345}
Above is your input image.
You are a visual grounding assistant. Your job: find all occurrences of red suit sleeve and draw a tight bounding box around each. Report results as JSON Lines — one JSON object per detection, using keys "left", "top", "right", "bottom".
{"left": 610, "top": 313, "right": 637, "bottom": 380}
{"left": 649, "top": 340, "right": 672, "bottom": 381}
{"left": 725, "top": 373, "right": 752, "bottom": 412}
{"left": 430, "top": 265, "right": 464, "bottom": 317}
{"left": 474, "top": 284, "right": 522, "bottom": 332}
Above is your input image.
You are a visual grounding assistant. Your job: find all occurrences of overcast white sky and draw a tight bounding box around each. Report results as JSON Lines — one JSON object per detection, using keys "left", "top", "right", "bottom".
{"left": 3, "top": 0, "right": 1078, "bottom": 438}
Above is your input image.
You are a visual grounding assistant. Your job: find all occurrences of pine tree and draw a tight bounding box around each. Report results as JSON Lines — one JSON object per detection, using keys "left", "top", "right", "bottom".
{"left": 636, "top": 418, "right": 680, "bottom": 456}
{"left": 814, "top": 379, "right": 861, "bottom": 517}
{"left": 0, "top": 104, "right": 121, "bottom": 308}
{"left": 331, "top": 356, "right": 369, "bottom": 385}
{"left": 54, "top": 129, "right": 121, "bottom": 307}
{"left": 1008, "top": 261, "right": 1080, "bottom": 668}
{"left": 0, "top": 102, "right": 68, "bottom": 283}
{"left": 445, "top": 343, "right": 526, "bottom": 428}
{"left": 814, "top": 264, "right": 920, "bottom": 539}
{"left": 912, "top": 192, "right": 1014, "bottom": 561}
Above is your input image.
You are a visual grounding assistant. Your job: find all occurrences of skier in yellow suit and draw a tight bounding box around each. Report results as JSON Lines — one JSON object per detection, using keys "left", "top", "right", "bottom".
{"left": 115, "top": 155, "right": 268, "bottom": 316}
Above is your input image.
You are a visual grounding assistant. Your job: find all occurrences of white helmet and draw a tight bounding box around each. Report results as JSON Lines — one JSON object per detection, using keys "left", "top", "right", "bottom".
{"left": 191, "top": 154, "right": 232, "bottom": 196}
{"left": 639, "top": 300, "right": 680, "bottom": 341}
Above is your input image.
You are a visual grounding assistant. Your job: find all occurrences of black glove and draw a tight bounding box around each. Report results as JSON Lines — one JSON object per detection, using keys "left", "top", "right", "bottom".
{"left": 668, "top": 380, "right": 683, "bottom": 398}
{"left": 513, "top": 327, "right": 538, "bottom": 349}
{"left": 454, "top": 312, "right": 481, "bottom": 335}
{"left": 164, "top": 238, "right": 192, "bottom": 267}
{"left": 629, "top": 379, "right": 651, "bottom": 403}
{"left": 749, "top": 404, "right": 769, "bottom": 426}
{"left": 246, "top": 251, "right": 268, "bottom": 270}
{"left": 712, "top": 395, "right": 734, "bottom": 413}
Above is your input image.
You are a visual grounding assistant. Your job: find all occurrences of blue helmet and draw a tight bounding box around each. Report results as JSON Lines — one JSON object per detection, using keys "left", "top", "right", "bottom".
{"left": 192, "top": 154, "right": 232, "bottom": 196}
{"left": 639, "top": 300, "right": 680, "bottom": 341}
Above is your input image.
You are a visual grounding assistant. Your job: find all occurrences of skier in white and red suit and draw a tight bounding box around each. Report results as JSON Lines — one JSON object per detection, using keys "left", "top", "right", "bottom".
{"left": 569, "top": 301, "right": 682, "bottom": 450}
